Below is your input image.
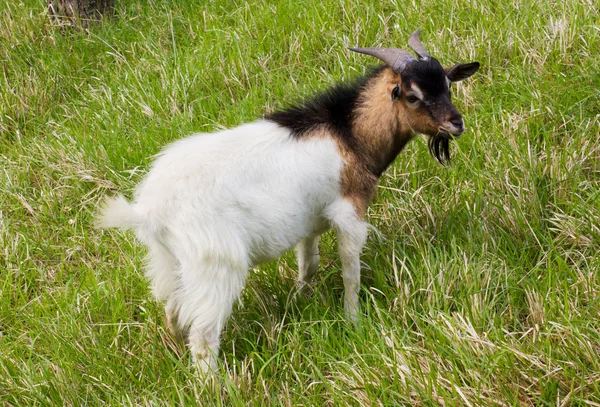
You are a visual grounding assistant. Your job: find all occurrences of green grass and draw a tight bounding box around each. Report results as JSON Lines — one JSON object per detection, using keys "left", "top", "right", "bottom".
{"left": 1, "top": 0, "right": 599, "bottom": 405}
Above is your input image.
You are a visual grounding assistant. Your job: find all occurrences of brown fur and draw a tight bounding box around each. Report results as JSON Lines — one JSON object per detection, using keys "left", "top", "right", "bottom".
{"left": 336, "top": 145, "right": 379, "bottom": 219}
{"left": 338, "top": 67, "right": 442, "bottom": 218}
{"left": 269, "top": 65, "right": 468, "bottom": 219}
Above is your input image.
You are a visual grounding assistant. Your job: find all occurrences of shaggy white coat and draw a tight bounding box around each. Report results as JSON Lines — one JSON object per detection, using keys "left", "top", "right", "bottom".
{"left": 98, "top": 120, "right": 368, "bottom": 371}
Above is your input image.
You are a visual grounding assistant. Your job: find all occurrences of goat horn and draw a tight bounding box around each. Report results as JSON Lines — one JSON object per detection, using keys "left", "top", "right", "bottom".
{"left": 408, "top": 29, "right": 430, "bottom": 60}
{"left": 348, "top": 47, "right": 416, "bottom": 72}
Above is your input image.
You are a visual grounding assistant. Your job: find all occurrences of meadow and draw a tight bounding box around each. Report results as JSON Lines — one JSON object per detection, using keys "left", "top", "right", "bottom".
{"left": 1, "top": 0, "right": 599, "bottom": 405}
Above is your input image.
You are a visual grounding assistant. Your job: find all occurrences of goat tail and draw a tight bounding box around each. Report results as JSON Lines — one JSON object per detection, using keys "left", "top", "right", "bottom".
{"left": 96, "top": 195, "right": 142, "bottom": 230}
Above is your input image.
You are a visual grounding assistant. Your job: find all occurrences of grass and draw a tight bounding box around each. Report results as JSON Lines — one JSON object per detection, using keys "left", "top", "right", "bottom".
{"left": 1, "top": 0, "right": 599, "bottom": 405}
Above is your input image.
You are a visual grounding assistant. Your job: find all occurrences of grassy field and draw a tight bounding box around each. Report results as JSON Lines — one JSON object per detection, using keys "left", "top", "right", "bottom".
{"left": 1, "top": 0, "right": 599, "bottom": 405}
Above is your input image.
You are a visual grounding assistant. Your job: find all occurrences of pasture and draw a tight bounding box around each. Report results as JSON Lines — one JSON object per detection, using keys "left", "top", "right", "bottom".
{"left": 1, "top": 0, "right": 599, "bottom": 405}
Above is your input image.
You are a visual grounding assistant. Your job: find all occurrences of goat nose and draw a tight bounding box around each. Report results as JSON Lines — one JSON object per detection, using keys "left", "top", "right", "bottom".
{"left": 450, "top": 117, "right": 463, "bottom": 129}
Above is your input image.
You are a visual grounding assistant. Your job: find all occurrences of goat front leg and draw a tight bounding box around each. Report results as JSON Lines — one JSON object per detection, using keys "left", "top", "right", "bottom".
{"left": 327, "top": 199, "right": 368, "bottom": 323}
{"left": 338, "top": 228, "right": 367, "bottom": 323}
{"left": 296, "top": 234, "right": 321, "bottom": 289}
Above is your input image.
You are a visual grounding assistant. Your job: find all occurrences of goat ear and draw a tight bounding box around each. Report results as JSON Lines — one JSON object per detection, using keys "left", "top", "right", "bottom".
{"left": 391, "top": 84, "right": 401, "bottom": 100}
{"left": 445, "top": 62, "right": 480, "bottom": 82}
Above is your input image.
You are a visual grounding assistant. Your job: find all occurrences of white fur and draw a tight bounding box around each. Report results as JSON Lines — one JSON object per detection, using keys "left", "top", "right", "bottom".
{"left": 99, "top": 120, "right": 370, "bottom": 371}
{"left": 410, "top": 83, "right": 425, "bottom": 101}
{"left": 96, "top": 195, "right": 141, "bottom": 229}
{"left": 326, "top": 199, "right": 369, "bottom": 322}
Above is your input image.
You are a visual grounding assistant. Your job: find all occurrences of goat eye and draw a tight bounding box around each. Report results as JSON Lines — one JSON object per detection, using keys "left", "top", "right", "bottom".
{"left": 391, "top": 85, "right": 401, "bottom": 100}
{"left": 406, "top": 95, "right": 419, "bottom": 104}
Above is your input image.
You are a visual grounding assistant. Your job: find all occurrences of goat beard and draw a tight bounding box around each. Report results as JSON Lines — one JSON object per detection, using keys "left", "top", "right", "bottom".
{"left": 428, "top": 134, "right": 451, "bottom": 165}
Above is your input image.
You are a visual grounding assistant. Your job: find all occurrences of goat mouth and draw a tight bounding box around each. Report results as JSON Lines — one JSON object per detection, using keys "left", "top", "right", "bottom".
{"left": 428, "top": 132, "right": 452, "bottom": 165}
{"left": 439, "top": 126, "right": 463, "bottom": 138}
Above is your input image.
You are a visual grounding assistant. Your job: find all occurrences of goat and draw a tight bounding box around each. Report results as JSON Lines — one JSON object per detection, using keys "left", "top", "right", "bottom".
{"left": 97, "top": 30, "right": 480, "bottom": 372}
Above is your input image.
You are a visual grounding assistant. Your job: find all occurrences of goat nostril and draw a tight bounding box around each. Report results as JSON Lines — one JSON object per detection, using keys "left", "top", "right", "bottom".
{"left": 450, "top": 117, "right": 463, "bottom": 128}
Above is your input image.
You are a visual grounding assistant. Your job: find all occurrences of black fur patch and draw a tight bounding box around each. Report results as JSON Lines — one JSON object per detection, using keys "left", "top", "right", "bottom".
{"left": 401, "top": 57, "right": 448, "bottom": 97}
{"left": 266, "top": 66, "right": 386, "bottom": 147}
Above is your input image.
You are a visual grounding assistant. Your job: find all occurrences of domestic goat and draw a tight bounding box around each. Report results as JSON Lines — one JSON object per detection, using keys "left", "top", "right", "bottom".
{"left": 98, "top": 30, "right": 480, "bottom": 372}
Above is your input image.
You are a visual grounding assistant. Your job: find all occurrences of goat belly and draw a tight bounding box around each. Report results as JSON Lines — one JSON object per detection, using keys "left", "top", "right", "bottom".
{"left": 132, "top": 120, "right": 344, "bottom": 267}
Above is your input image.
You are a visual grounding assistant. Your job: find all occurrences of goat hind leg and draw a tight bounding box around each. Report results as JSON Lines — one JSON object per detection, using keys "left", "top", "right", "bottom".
{"left": 143, "top": 237, "right": 184, "bottom": 339}
{"left": 175, "top": 261, "right": 248, "bottom": 373}
{"left": 296, "top": 234, "right": 321, "bottom": 289}
{"left": 165, "top": 295, "right": 186, "bottom": 344}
